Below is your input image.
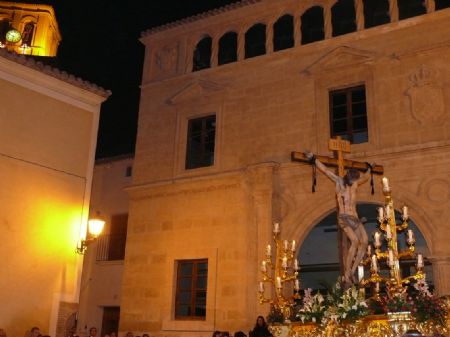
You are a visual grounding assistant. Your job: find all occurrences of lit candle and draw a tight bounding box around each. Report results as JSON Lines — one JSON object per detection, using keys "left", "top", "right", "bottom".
{"left": 259, "top": 282, "right": 264, "bottom": 293}
{"left": 294, "top": 258, "right": 299, "bottom": 271}
{"left": 371, "top": 254, "right": 378, "bottom": 272}
{"left": 294, "top": 279, "right": 300, "bottom": 291}
{"left": 375, "top": 282, "right": 380, "bottom": 293}
{"left": 417, "top": 254, "right": 424, "bottom": 268}
{"left": 282, "top": 256, "right": 288, "bottom": 269}
{"left": 367, "top": 245, "right": 372, "bottom": 257}
{"left": 388, "top": 249, "right": 394, "bottom": 266}
{"left": 261, "top": 261, "right": 267, "bottom": 272}
{"left": 403, "top": 206, "right": 409, "bottom": 220}
{"left": 276, "top": 277, "right": 282, "bottom": 289}
{"left": 382, "top": 177, "right": 390, "bottom": 192}
{"left": 266, "top": 244, "right": 272, "bottom": 257}
{"left": 374, "top": 232, "right": 381, "bottom": 248}
{"left": 407, "top": 229, "right": 415, "bottom": 244}
{"left": 284, "top": 240, "right": 288, "bottom": 251}
{"left": 273, "top": 222, "right": 280, "bottom": 234}
{"left": 291, "top": 240, "right": 296, "bottom": 252}
{"left": 386, "top": 223, "right": 392, "bottom": 240}
{"left": 358, "top": 265, "right": 364, "bottom": 282}
{"left": 378, "top": 207, "right": 384, "bottom": 220}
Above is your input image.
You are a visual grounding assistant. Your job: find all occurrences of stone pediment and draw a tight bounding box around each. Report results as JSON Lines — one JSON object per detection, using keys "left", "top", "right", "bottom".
{"left": 166, "top": 79, "right": 223, "bottom": 105}
{"left": 303, "top": 46, "right": 377, "bottom": 75}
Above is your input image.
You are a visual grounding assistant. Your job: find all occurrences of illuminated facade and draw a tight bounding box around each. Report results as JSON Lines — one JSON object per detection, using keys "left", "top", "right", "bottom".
{"left": 0, "top": 1, "right": 61, "bottom": 56}
{"left": 121, "top": 0, "right": 450, "bottom": 336}
{"left": 0, "top": 50, "right": 109, "bottom": 337}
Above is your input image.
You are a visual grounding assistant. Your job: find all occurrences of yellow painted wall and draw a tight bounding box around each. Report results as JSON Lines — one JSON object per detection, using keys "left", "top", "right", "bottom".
{"left": 0, "top": 61, "right": 105, "bottom": 336}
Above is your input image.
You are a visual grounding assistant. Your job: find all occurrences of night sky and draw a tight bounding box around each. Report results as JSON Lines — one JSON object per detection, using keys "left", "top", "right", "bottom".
{"left": 10, "top": 0, "right": 240, "bottom": 158}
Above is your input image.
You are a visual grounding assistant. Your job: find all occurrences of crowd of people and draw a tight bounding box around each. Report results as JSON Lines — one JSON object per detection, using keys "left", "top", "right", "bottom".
{"left": 0, "top": 316, "right": 272, "bottom": 337}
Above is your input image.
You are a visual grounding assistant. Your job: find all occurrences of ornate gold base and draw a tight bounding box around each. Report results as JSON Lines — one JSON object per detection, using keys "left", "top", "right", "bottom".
{"left": 269, "top": 315, "right": 449, "bottom": 337}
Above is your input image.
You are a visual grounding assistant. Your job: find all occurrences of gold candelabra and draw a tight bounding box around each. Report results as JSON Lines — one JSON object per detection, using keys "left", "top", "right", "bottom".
{"left": 359, "top": 177, "right": 425, "bottom": 298}
{"left": 259, "top": 222, "right": 300, "bottom": 321}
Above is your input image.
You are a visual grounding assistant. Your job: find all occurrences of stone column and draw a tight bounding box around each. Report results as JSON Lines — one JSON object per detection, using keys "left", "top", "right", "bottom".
{"left": 355, "top": 0, "right": 365, "bottom": 31}
{"left": 266, "top": 22, "right": 274, "bottom": 54}
{"left": 238, "top": 29, "right": 245, "bottom": 61}
{"left": 389, "top": 0, "right": 399, "bottom": 22}
{"left": 246, "top": 163, "right": 278, "bottom": 321}
{"left": 294, "top": 15, "right": 302, "bottom": 46}
{"left": 324, "top": 5, "right": 332, "bottom": 39}
{"left": 429, "top": 256, "right": 450, "bottom": 296}
{"left": 211, "top": 35, "right": 219, "bottom": 67}
{"left": 425, "top": 0, "right": 436, "bottom": 13}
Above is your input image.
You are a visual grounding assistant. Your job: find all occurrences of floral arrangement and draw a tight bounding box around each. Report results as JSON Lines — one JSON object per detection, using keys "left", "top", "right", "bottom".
{"left": 411, "top": 279, "right": 447, "bottom": 325}
{"left": 296, "top": 288, "right": 327, "bottom": 323}
{"left": 327, "top": 284, "right": 370, "bottom": 322}
{"left": 379, "top": 291, "right": 413, "bottom": 313}
{"left": 267, "top": 305, "right": 284, "bottom": 324}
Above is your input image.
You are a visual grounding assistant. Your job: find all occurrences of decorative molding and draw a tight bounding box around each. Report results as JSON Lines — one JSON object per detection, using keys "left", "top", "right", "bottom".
{"left": 166, "top": 79, "right": 224, "bottom": 105}
{"left": 302, "top": 46, "right": 377, "bottom": 75}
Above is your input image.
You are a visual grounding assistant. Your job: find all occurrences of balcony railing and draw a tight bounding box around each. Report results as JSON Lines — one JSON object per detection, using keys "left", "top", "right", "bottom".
{"left": 96, "top": 234, "right": 127, "bottom": 261}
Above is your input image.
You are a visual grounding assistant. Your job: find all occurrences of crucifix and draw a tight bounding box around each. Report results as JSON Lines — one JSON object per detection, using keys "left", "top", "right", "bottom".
{"left": 291, "top": 136, "right": 383, "bottom": 285}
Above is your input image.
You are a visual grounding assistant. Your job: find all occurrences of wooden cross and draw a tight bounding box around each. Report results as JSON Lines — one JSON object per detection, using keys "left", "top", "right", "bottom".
{"left": 291, "top": 136, "right": 384, "bottom": 279}
{"left": 291, "top": 137, "right": 384, "bottom": 177}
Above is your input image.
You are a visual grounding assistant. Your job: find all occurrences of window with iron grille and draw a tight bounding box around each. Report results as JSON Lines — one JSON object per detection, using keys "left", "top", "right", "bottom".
{"left": 175, "top": 259, "right": 208, "bottom": 319}
{"left": 185, "top": 115, "right": 216, "bottom": 170}
{"left": 329, "top": 85, "right": 368, "bottom": 144}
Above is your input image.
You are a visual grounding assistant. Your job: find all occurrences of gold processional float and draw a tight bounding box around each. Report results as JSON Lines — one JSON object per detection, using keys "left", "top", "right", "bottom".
{"left": 258, "top": 177, "right": 449, "bottom": 337}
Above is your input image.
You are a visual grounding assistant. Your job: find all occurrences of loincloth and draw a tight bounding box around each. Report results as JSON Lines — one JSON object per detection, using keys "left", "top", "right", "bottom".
{"left": 338, "top": 214, "right": 362, "bottom": 230}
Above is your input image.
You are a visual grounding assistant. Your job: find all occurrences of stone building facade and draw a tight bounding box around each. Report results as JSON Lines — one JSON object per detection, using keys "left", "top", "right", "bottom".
{"left": 123, "top": 0, "right": 450, "bottom": 336}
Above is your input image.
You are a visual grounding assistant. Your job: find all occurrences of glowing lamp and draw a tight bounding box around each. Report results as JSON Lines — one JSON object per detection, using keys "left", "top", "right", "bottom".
{"left": 76, "top": 216, "right": 105, "bottom": 254}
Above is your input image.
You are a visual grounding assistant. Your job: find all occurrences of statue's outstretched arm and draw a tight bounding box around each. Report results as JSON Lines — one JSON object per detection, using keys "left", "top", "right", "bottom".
{"left": 304, "top": 151, "right": 339, "bottom": 183}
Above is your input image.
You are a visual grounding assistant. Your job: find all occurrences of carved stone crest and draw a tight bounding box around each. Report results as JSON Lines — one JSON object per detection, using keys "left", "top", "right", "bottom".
{"left": 405, "top": 65, "right": 446, "bottom": 125}
{"left": 153, "top": 44, "right": 179, "bottom": 77}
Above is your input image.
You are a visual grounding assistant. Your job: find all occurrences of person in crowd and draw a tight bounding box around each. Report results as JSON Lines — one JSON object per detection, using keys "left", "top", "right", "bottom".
{"left": 30, "top": 327, "right": 41, "bottom": 337}
{"left": 103, "top": 334, "right": 110, "bottom": 337}
{"left": 222, "top": 332, "right": 230, "bottom": 337}
{"left": 125, "top": 332, "right": 134, "bottom": 337}
{"left": 249, "top": 316, "right": 272, "bottom": 337}
{"left": 0, "top": 328, "right": 6, "bottom": 337}
{"left": 234, "top": 332, "right": 247, "bottom": 337}
{"left": 68, "top": 326, "right": 79, "bottom": 337}
{"left": 89, "top": 327, "right": 98, "bottom": 337}
{"left": 142, "top": 334, "right": 149, "bottom": 337}
{"left": 110, "top": 332, "right": 117, "bottom": 337}
{"left": 212, "top": 331, "right": 222, "bottom": 337}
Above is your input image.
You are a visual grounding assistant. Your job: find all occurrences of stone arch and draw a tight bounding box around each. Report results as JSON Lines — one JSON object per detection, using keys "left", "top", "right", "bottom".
{"left": 301, "top": 6, "right": 325, "bottom": 45}
{"left": 363, "top": 0, "right": 390, "bottom": 28}
{"left": 245, "top": 22, "right": 266, "bottom": 59}
{"left": 218, "top": 31, "right": 238, "bottom": 65}
{"left": 398, "top": 0, "right": 426, "bottom": 20}
{"left": 331, "top": 0, "right": 357, "bottom": 37}
{"left": 273, "top": 14, "right": 294, "bottom": 51}
{"left": 192, "top": 35, "right": 212, "bottom": 72}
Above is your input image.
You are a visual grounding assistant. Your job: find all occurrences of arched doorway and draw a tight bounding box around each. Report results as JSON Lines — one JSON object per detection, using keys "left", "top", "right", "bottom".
{"left": 298, "top": 203, "right": 432, "bottom": 290}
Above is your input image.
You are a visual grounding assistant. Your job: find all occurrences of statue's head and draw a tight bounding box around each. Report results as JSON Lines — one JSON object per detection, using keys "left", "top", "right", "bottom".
{"left": 344, "top": 169, "right": 360, "bottom": 186}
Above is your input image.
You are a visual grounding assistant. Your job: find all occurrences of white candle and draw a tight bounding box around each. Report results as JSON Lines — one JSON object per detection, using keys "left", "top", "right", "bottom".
{"left": 291, "top": 240, "right": 296, "bottom": 252}
{"left": 371, "top": 254, "right": 378, "bottom": 272}
{"left": 283, "top": 240, "right": 288, "bottom": 251}
{"left": 375, "top": 282, "right": 380, "bottom": 293}
{"left": 358, "top": 265, "right": 364, "bottom": 282}
{"left": 273, "top": 222, "right": 280, "bottom": 234}
{"left": 259, "top": 281, "right": 264, "bottom": 293}
{"left": 276, "top": 277, "right": 282, "bottom": 289}
{"left": 388, "top": 249, "right": 394, "bottom": 266}
{"left": 382, "top": 177, "right": 390, "bottom": 192}
{"left": 294, "top": 259, "right": 299, "bottom": 271}
{"left": 386, "top": 223, "right": 392, "bottom": 239}
{"left": 378, "top": 207, "right": 384, "bottom": 220}
{"left": 266, "top": 244, "right": 271, "bottom": 257}
{"left": 261, "top": 261, "right": 267, "bottom": 272}
{"left": 367, "top": 245, "right": 372, "bottom": 257}
{"left": 282, "top": 256, "right": 287, "bottom": 269}
{"left": 417, "top": 254, "right": 424, "bottom": 268}
{"left": 403, "top": 206, "right": 409, "bottom": 220}
{"left": 374, "top": 232, "right": 381, "bottom": 248}
{"left": 294, "top": 279, "right": 300, "bottom": 291}
{"left": 407, "top": 229, "right": 415, "bottom": 244}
